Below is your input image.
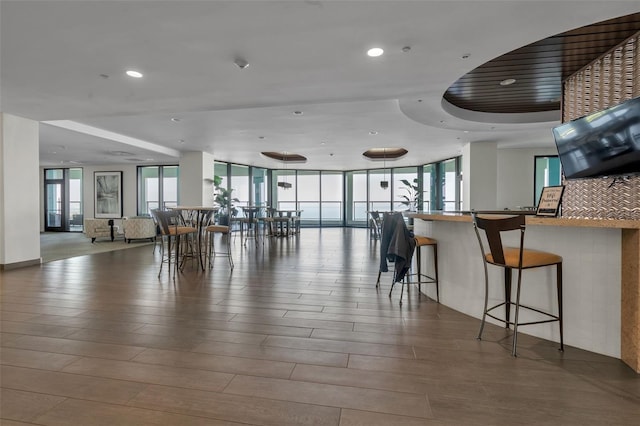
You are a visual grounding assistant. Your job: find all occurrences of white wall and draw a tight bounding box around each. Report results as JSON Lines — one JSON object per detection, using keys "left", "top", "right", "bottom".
{"left": 82, "top": 164, "right": 138, "bottom": 219}
{"left": 497, "top": 148, "right": 558, "bottom": 210}
{"left": 414, "top": 219, "right": 622, "bottom": 358}
{"left": 463, "top": 143, "right": 559, "bottom": 211}
{"left": 1, "top": 114, "right": 41, "bottom": 266}
{"left": 40, "top": 164, "right": 138, "bottom": 232}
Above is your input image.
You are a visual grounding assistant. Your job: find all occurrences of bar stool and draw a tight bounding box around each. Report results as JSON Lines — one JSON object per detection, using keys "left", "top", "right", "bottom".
{"left": 204, "top": 224, "right": 233, "bottom": 269}
{"left": 471, "top": 213, "right": 563, "bottom": 356}
{"left": 410, "top": 235, "right": 439, "bottom": 302}
{"left": 150, "top": 209, "right": 198, "bottom": 279}
{"left": 375, "top": 212, "right": 414, "bottom": 304}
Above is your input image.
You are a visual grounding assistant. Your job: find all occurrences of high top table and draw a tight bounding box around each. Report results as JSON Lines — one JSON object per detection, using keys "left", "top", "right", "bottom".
{"left": 170, "top": 206, "right": 219, "bottom": 269}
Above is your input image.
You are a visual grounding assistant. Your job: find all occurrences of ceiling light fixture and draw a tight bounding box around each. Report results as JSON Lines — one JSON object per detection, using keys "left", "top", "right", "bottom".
{"left": 367, "top": 47, "right": 384, "bottom": 57}
{"left": 500, "top": 78, "right": 517, "bottom": 86}
{"left": 380, "top": 148, "right": 389, "bottom": 190}
{"left": 171, "top": 117, "right": 181, "bottom": 122}
{"left": 278, "top": 152, "right": 292, "bottom": 190}
{"left": 293, "top": 111, "right": 303, "bottom": 115}
{"left": 369, "top": 130, "right": 378, "bottom": 135}
{"left": 125, "top": 70, "right": 143, "bottom": 78}
{"left": 234, "top": 58, "right": 249, "bottom": 69}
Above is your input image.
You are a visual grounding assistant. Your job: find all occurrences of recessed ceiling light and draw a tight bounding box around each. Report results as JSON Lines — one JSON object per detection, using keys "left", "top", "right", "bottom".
{"left": 461, "top": 53, "right": 471, "bottom": 59}
{"left": 367, "top": 47, "right": 384, "bottom": 57}
{"left": 369, "top": 130, "right": 378, "bottom": 135}
{"left": 500, "top": 78, "right": 516, "bottom": 86}
{"left": 171, "top": 117, "right": 181, "bottom": 122}
{"left": 179, "top": 139, "right": 185, "bottom": 144}
{"left": 402, "top": 46, "right": 411, "bottom": 53}
{"left": 258, "top": 136, "right": 265, "bottom": 140}
{"left": 126, "top": 70, "right": 143, "bottom": 78}
{"left": 293, "top": 111, "right": 303, "bottom": 115}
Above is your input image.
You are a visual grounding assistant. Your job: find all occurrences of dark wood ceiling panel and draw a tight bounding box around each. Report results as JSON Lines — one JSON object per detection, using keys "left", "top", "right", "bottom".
{"left": 444, "top": 13, "right": 640, "bottom": 114}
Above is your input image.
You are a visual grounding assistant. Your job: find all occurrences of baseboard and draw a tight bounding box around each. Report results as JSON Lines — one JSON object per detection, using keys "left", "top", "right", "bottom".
{"left": 0, "top": 258, "right": 42, "bottom": 270}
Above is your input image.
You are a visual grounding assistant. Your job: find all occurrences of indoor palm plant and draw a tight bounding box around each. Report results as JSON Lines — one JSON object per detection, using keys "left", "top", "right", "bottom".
{"left": 398, "top": 178, "right": 422, "bottom": 211}
{"left": 212, "top": 175, "right": 239, "bottom": 225}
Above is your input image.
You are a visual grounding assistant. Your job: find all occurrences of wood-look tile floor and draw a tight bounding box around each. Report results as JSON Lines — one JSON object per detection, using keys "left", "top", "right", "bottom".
{"left": 1, "top": 228, "right": 639, "bottom": 425}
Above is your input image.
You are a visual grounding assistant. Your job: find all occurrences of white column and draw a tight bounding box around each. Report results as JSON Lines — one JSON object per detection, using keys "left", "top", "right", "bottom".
{"left": 462, "top": 141, "right": 498, "bottom": 211}
{"left": 0, "top": 113, "right": 41, "bottom": 268}
{"left": 178, "top": 151, "right": 215, "bottom": 206}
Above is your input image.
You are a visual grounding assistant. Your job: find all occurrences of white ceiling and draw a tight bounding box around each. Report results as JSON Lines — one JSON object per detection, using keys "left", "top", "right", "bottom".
{"left": 2, "top": 1, "right": 639, "bottom": 170}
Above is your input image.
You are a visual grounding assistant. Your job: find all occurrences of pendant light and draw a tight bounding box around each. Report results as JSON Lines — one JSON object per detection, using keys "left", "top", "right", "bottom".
{"left": 277, "top": 152, "right": 292, "bottom": 189}
{"left": 380, "top": 148, "right": 389, "bottom": 189}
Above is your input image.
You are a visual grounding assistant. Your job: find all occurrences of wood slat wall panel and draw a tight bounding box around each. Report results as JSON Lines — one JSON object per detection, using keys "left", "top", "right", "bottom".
{"left": 562, "top": 32, "right": 640, "bottom": 219}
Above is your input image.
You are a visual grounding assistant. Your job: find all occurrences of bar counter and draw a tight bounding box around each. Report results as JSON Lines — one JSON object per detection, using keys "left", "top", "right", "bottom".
{"left": 409, "top": 211, "right": 640, "bottom": 373}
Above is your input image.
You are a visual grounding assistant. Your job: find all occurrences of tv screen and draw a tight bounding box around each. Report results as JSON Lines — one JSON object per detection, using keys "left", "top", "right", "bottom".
{"left": 552, "top": 96, "right": 640, "bottom": 179}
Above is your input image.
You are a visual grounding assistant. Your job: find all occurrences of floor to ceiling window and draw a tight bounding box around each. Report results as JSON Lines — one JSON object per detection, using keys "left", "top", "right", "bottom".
{"left": 345, "top": 170, "right": 367, "bottom": 225}
{"left": 252, "top": 167, "right": 268, "bottom": 208}
{"left": 423, "top": 164, "right": 436, "bottom": 211}
{"left": 213, "top": 156, "right": 461, "bottom": 227}
{"left": 440, "top": 157, "right": 461, "bottom": 211}
{"left": 230, "top": 164, "right": 250, "bottom": 215}
{"left": 320, "top": 171, "right": 343, "bottom": 226}
{"left": 273, "top": 169, "right": 297, "bottom": 210}
{"left": 393, "top": 167, "right": 419, "bottom": 211}
{"left": 297, "top": 171, "right": 320, "bottom": 225}
{"left": 137, "top": 165, "right": 179, "bottom": 216}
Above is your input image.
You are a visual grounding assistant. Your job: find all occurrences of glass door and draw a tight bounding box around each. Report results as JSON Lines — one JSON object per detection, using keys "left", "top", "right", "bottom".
{"left": 44, "top": 168, "right": 83, "bottom": 232}
{"left": 45, "top": 181, "right": 64, "bottom": 230}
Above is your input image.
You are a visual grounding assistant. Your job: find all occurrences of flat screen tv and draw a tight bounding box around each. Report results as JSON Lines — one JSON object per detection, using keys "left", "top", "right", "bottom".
{"left": 552, "top": 96, "right": 640, "bottom": 179}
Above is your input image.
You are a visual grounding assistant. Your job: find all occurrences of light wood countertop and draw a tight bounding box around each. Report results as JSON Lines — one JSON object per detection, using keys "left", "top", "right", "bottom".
{"left": 409, "top": 212, "right": 640, "bottom": 229}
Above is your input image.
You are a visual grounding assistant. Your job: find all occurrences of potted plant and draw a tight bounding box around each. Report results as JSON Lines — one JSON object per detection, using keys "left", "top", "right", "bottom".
{"left": 212, "top": 175, "right": 239, "bottom": 225}
{"left": 398, "top": 178, "right": 422, "bottom": 211}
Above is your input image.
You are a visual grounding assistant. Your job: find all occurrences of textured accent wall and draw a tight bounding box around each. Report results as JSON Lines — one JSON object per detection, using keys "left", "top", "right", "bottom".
{"left": 562, "top": 31, "right": 640, "bottom": 219}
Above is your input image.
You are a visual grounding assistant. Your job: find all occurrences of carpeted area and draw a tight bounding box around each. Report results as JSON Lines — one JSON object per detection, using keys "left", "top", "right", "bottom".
{"left": 40, "top": 232, "right": 155, "bottom": 263}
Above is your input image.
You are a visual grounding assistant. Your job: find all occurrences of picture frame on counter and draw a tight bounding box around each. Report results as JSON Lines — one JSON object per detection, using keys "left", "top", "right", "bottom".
{"left": 536, "top": 185, "right": 564, "bottom": 217}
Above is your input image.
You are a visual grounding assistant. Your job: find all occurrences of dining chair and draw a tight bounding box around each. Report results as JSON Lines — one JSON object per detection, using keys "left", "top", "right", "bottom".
{"left": 368, "top": 211, "right": 383, "bottom": 240}
{"left": 472, "top": 213, "right": 563, "bottom": 356}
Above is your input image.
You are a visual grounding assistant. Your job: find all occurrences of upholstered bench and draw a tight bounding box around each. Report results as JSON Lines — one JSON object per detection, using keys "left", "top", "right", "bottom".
{"left": 122, "top": 216, "right": 157, "bottom": 243}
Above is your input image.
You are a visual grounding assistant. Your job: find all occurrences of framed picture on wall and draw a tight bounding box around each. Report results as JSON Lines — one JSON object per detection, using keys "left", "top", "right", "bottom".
{"left": 536, "top": 185, "right": 564, "bottom": 217}
{"left": 94, "top": 171, "right": 123, "bottom": 218}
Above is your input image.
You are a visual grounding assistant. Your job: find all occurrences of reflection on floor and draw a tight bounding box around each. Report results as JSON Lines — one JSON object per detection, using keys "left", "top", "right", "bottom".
{"left": 40, "top": 232, "right": 154, "bottom": 263}
{"left": 2, "top": 228, "right": 639, "bottom": 425}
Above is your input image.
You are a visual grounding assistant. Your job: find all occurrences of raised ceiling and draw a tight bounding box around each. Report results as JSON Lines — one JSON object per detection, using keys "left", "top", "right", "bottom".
{"left": 444, "top": 13, "right": 640, "bottom": 114}
{"left": 1, "top": 2, "right": 639, "bottom": 170}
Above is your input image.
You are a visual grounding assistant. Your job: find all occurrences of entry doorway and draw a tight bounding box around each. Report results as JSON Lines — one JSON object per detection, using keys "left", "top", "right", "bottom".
{"left": 44, "top": 168, "right": 83, "bottom": 232}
